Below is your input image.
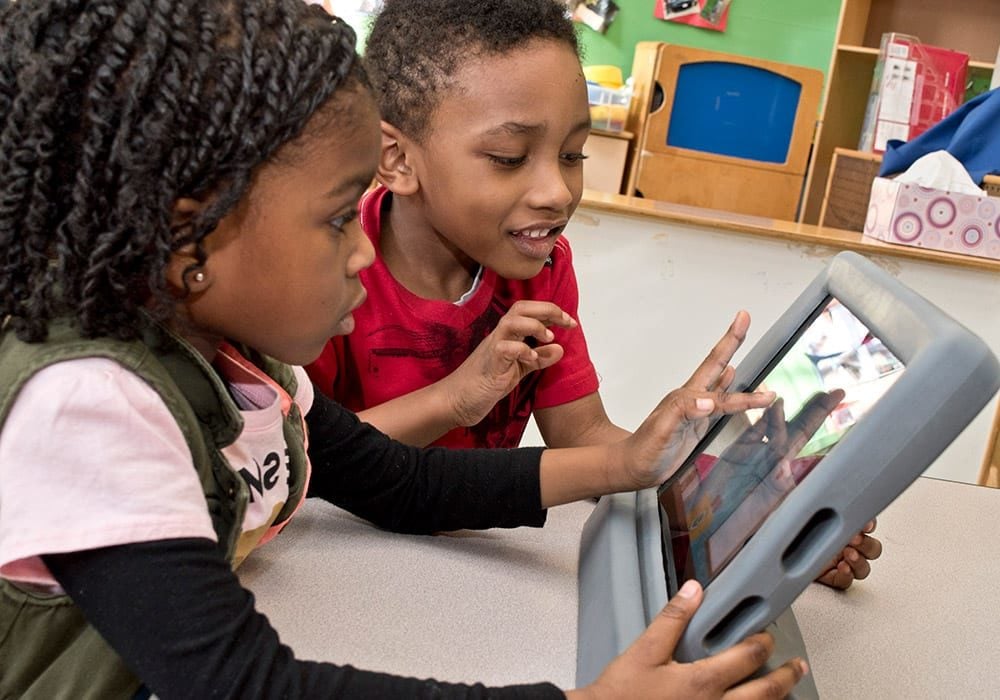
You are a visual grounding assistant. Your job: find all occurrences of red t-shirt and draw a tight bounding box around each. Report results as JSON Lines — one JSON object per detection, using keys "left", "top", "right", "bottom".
{"left": 306, "top": 186, "right": 600, "bottom": 449}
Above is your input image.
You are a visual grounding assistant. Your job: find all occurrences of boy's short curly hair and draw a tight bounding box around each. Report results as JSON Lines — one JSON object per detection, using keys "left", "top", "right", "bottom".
{"left": 364, "top": 0, "right": 580, "bottom": 142}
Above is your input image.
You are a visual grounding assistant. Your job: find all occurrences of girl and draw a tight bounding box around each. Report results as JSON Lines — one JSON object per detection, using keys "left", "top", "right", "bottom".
{"left": 0, "top": 0, "right": 804, "bottom": 697}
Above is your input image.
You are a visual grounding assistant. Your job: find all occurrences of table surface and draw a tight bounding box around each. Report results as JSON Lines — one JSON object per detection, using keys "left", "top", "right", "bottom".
{"left": 239, "top": 477, "right": 1000, "bottom": 698}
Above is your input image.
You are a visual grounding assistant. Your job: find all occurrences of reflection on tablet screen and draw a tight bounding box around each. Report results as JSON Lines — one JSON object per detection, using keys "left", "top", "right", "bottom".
{"left": 658, "top": 297, "right": 904, "bottom": 587}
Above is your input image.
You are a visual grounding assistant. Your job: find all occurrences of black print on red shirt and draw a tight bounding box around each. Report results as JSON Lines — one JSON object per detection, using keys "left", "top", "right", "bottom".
{"left": 364, "top": 299, "right": 540, "bottom": 448}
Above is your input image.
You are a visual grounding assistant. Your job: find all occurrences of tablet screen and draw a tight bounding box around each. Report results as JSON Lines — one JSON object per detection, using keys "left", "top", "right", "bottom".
{"left": 658, "top": 297, "right": 905, "bottom": 587}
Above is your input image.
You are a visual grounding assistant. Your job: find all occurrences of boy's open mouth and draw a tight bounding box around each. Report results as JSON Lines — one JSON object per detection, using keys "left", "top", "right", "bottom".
{"left": 507, "top": 224, "right": 565, "bottom": 261}
{"left": 509, "top": 225, "right": 564, "bottom": 239}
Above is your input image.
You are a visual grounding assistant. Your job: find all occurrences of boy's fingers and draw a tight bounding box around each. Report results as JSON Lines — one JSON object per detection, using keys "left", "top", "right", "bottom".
{"left": 531, "top": 344, "right": 565, "bottom": 369}
{"left": 843, "top": 546, "right": 872, "bottom": 580}
{"left": 495, "top": 316, "right": 553, "bottom": 344}
{"left": 724, "top": 657, "right": 807, "bottom": 700}
{"left": 505, "top": 301, "right": 577, "bottom": 327}
{"left": 857, "top": 534, "right": 882, "bottom": 560}
{"left": 628, "top": 580, "right": 702, "bottom": 666}
{"left": 816, "top": 560, "right": 855, "bottom": 589}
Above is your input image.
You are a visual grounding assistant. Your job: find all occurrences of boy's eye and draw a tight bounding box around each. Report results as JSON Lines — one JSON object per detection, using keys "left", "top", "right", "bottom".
{"left": 487, "top": 154, "right": 527, "bottom": 168}
{"left": 561, "top": 152, "right": 589, "bottom": 165}
{"left": 329, "top": 209, "right": 358, "bottom": 232}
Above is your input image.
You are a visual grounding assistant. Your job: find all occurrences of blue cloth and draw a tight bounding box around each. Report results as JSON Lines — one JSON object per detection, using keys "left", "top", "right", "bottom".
{"left": 879, "top": 87, "right": 1000, "bottom": 184}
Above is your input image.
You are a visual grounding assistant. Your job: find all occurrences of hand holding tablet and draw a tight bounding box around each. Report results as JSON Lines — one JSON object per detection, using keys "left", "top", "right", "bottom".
{"left": 577, "top": 252, "right": 1000, "bottom": 696}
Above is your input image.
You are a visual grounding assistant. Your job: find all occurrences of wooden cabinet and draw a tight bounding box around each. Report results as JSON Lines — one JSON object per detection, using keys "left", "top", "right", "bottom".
{"left": 583, "top": 129, "right": 632, "bottom": 194}
{"left": 800, "top": 0, "right": 1000, "bottom": 225}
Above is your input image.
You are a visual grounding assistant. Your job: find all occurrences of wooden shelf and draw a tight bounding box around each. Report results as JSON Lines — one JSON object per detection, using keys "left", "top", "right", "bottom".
{"left": 801, "top": 0, "right": 1000, "bottom": 226}
{"left": 837, "top": 44, "right": 879, "bottom": 57}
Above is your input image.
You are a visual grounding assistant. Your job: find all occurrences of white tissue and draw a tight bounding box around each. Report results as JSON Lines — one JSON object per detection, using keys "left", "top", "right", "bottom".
{"left": 893, "top": 150, "right": 984, "bottom": 195}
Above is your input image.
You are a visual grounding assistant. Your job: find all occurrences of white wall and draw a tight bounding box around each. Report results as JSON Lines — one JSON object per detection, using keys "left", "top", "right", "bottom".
{"left": 521, "top": 206, "right": 1000, "bottom": 485}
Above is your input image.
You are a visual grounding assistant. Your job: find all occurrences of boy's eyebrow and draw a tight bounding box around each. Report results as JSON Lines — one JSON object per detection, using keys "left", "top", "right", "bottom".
{"left": 483, "top": 122, "right": 544, "bottom": 136}
{"left": 482, "top": 117, "right": 592, "bottom": 137}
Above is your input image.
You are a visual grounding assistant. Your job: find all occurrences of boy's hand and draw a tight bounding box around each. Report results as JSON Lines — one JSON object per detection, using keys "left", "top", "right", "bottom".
{"left": 614, "top": 311, "right": 776, "bottom": 491}
{"left": 567, "top": 579, "right": 807, "bottom": 700}
{"left": 814, "top": 519, "right": 883, "bottom": 590}
{"left": 444, "top": 301, "right": 577, "bottom": 427}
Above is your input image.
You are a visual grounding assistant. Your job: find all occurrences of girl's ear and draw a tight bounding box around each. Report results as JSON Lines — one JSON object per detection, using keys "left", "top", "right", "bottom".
{"left": 376, "top": 120, "right": 420, "bottom": 196}
{"left": 165, "top": 197, "right": 211, "bottom": 294}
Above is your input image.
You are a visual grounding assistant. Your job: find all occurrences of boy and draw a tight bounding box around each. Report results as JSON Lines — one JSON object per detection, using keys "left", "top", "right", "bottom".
{"left": 306, "top": 0, "right": 879, "bottom": 588}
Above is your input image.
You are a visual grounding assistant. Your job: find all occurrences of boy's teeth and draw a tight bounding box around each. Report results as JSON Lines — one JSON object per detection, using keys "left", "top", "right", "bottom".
{"left": 516, "top": 228, "right": 551, "bottom": 239}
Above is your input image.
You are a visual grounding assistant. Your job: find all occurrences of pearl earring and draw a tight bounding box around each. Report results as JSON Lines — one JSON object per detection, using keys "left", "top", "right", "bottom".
{"left": 193, "top": 271, "right": 206, "bottom": 283}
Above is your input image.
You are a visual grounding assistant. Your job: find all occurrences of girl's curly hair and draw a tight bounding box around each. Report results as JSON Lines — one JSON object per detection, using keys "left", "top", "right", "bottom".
{"left": 0, "top": 0, "right": 365, "bottom": 342}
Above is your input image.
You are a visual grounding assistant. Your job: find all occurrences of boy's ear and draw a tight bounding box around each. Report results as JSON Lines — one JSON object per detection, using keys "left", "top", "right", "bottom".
{"left": 376, "top": 120, "right": 420, "bottom": 196}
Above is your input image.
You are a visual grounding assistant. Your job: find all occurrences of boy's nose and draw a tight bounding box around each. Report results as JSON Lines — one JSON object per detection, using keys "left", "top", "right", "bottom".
{"left": 527, "top": 162, "right": 576, "bottom": 212}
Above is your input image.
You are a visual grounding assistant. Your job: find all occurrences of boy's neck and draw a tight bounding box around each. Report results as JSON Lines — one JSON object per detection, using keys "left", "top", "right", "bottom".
{"left": 381, "top": 194, "right": 482, "bottom": 302}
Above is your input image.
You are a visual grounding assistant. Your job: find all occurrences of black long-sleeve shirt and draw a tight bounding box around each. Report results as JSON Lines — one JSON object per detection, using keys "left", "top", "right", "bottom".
{"left": 43, "top": 392, "right": 563, "bottom": 699}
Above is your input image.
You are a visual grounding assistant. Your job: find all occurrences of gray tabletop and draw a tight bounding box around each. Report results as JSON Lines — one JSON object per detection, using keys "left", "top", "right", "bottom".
{"left": 239, "top": 477, "right": 1000, "bottom": 698}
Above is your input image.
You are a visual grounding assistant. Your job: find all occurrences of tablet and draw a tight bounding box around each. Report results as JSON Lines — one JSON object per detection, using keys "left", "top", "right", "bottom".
{"left": 655, "top": 251, "right": 999, "bottom": 661}
{"left": 659, "top": 296, "right": 903, "bottom": 588}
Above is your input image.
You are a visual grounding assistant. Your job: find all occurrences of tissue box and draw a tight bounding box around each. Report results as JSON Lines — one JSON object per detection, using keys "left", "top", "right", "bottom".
{"left": 864, "top": 177, "right": 1000, "bottom": 261}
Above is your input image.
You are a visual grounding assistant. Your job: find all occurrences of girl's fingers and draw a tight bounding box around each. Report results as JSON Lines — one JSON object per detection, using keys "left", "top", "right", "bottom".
{"left": 627, "top": 580, "right": 702, "bottom": 666}
{"left": 723, "top": 657, "right": 808, "bottom": 700}
{"left": 687, "top": 632, "right": 778, "bottom": 693}
{"left": 710, "top": 388, "right": 776, "bottom": 415}
{"left": 685, "top": 311, "right": 751, "bottom": 391}
{"left": 709, "top": 364, "right": 736, "bottom": 393}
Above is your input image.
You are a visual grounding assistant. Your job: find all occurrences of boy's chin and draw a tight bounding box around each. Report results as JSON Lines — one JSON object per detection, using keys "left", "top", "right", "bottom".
{"left": 497, "top": 259, "right": 550, "bottom": 281}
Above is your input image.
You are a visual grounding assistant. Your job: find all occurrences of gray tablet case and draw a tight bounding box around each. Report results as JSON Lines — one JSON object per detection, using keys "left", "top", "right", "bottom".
{"left": 576, "top": 251, "right": 999, "bottom": 697}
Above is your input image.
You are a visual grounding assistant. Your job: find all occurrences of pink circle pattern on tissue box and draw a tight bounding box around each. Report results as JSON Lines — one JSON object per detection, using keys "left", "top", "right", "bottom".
{"left": 864, "top": 179, "right": 1000, "bottom": 261}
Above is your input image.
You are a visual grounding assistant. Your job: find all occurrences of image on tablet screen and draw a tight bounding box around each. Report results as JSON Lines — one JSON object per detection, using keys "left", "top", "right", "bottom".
{"left": 659, "top": 298, "right": 904, "bottom": 587}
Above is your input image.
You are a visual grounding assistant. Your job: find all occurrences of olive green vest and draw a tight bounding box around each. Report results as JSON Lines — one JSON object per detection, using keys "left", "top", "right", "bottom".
{"left": 0, "top": 318, "right": 309, "bottom": 699}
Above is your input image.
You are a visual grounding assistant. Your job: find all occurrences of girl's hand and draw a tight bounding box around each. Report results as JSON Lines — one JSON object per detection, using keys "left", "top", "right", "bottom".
{"left": 443, "top": 300, "right": 578, "bottom": 427}
{"left": 567, "top": 580, "right": 807, "bottom": 700}
{"left": 615, "top": 311, "right": 775, "bottom": 490}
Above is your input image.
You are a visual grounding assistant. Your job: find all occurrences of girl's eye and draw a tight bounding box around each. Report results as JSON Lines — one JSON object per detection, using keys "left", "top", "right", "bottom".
{"left": 487, "top": 154, "right": 527, "bottom": 168}
{"left": 329, "top": 209, "right": 358, "bottom": 232}
{"left": 561, "top": 152, "right": 589, "bottom": 165}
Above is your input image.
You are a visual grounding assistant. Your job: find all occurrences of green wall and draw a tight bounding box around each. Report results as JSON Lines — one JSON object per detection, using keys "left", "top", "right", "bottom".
{"left": 578, "top": 0, "right": 841, "bottom": 81}
{"left": 343, "top": 0, "right": 841, "bottom": 84}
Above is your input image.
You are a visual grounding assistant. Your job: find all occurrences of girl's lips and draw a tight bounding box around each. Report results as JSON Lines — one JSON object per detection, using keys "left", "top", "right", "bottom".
{"left": 336, "top": 313, "right": 356, "bottom": 335}
{"left": 349, "top": 289, "right": 367, "bottom": 313}
{"left": 334, "top": 290, "right": 366, "bottom": 335}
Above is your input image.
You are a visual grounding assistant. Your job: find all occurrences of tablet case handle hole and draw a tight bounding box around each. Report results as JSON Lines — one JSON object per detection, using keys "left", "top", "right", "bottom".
{"left": 705, "top": 595, "right": 766, "bottom": 650}
{"left": 781, "top": 507, "right": 840, "bottom": 575}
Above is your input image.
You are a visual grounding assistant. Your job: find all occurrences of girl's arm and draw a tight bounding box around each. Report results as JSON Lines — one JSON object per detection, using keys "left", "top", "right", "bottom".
{"left": 306, "top": 390, "right": 549, "bottom": 533}
{"left": 42, "top": 539, "right": 562, "bottom": 699}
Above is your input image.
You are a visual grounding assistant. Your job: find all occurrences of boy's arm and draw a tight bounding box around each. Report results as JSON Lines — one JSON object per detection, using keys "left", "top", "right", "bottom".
{"left": 354, "top": 300, "right": 578, "bottom": 446}
{"left": 533, "top": 392, "right": 631, "bottom": 448}
{"left": 306, "top": 390, "right": 550, "bottom": 533}
{"left": 353, "top": 380, "right": 474, "bottom": 447}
